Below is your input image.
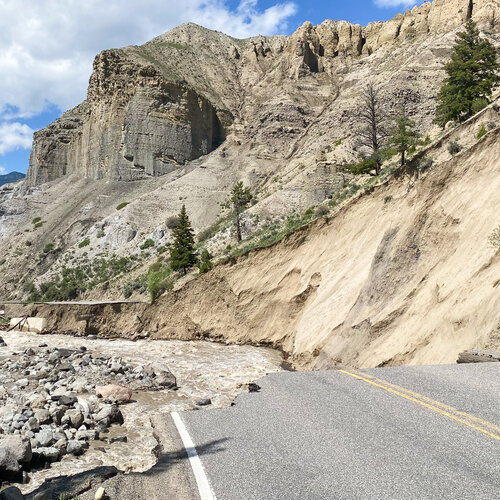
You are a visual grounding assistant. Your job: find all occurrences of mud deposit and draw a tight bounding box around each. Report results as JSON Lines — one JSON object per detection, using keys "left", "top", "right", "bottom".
{"left": 0, "top": 331, "right": 283, "bottom": 493}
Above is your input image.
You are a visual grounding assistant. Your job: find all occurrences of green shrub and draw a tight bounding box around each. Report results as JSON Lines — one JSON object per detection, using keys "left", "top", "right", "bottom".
{"left": 166, "top": 216, "right": 179, "bottom": 229}
{"left": 315, "top": 205, "right": 329, "bottom": 217}
{"left": 333, "top": 138, "right": 342, "bottom": 147}
{"left": 344, "top": 157, "right": 378, "bottom": 175}
{"left": 78, "top": 238, "right": 90, "bottom": 248}
{"left": 139, "top": 238, "right": 155, "bottom": 250}
{"left": 448, "top": 140, "right": 461, "bottom": 155}
{"left": 25, "top": 240, "right": 32, "bottom": 246}
{"left": 198, "top": 249, "right": 213, "bottom": 274}
{"left": 488, "top": 224, "right": 500, "bottom": 252}
{"left": 34, "top": 221, "right": 44, "bottom": 229}
{"left": 477, "top": 124, "right": 487, "bottom": 139}
{"left": 157, "top": 245, "right": 167, "bottom": 254}
{"left": 147, "top": 263, "right": 173, "bottom": 302}
{"left": 96, "top": 230, "right": 105, "bottom": 238}
{"left": 43, "top": 243, "right": 55, "bottom": 253}
{"left": 116, "top": 202, "right": 129, "bottom": 211}
{"left": 32, "top": 217, "right": 41, "bottom": 224}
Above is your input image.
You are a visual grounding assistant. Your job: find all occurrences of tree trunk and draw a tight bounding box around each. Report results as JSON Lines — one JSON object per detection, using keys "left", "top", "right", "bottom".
{"left": 235, "top": 206, "right": 242, "bottom": 242}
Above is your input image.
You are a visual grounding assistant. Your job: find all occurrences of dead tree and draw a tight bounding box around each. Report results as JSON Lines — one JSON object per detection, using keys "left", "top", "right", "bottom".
{"left": 357, "top": 82, "right": 388, "bottom": 175}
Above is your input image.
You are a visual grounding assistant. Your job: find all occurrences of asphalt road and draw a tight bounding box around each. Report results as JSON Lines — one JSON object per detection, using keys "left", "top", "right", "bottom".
{"left": 179, "top": 363, "right": 500, "bottom": 500}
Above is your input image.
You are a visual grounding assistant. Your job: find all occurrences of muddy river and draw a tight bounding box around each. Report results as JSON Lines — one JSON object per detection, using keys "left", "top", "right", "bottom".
{"left": 0, "top": 330, "right": 283, "bottom": 493}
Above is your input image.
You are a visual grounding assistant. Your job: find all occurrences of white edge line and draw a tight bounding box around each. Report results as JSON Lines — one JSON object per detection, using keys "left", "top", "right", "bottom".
{"left": 171, "top": 411, "right": 217, "bottom": 500}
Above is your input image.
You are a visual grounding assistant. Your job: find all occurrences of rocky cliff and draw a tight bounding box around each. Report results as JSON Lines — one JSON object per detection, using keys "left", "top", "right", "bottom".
{"left": 26, "top": 0, "right": 500, "bottom": 186}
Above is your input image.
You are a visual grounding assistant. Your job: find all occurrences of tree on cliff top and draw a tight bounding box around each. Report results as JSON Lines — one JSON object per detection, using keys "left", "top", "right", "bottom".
{"left": 436, "top": 19, "right": 499, "bottom": 126}
{"left": 169, "top": 205, "right": 197, "bottom": 274}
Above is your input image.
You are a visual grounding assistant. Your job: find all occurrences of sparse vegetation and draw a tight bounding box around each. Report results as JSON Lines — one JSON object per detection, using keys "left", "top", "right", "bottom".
{"left": 32, "top": 217, "right": 41, "bottom": 224}
{"left": 448, "top": 140, "right": 461, "bottom": 155}
{"left": 78, "top": 238, "right": 90, "bottom": 248}
{"left": 96, "top": 230, "right": 105, "bottom": 238}
{"left": 477, "top": 124, "right": 487, "bottom": 139}
{"left": 488, "top": 225, "right": 500, "bottom": 252}
{"left": 28, "top": 257, "right": 133, "bottom": 302}
{"left": 116, "top": 202, "right": 129, "bottom": 211}
{"left": 43, "top": 243, "right": 55, "bottom": 253}
{"left": 139, "top": 238, "right": 155, "bottom": 250}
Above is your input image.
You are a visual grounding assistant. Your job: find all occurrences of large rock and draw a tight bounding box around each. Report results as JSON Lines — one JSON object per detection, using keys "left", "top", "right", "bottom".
{"left": 95, "top": 384, "right": 132, "bottom": 404}
{"left": 155, "top": 371, "right": 177, "bottom": 389}
{"left": 0, "top": 486, "right": 25, "bottom": 500}
{"left": 0, "top": 435, "right": 32, "bottom": 463}
{"left": 94, "top": 405, "right": 124, "bottom": 425}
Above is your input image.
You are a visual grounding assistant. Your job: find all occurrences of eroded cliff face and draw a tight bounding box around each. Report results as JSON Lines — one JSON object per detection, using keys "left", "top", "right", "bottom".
{"left": 28, "top": 51, "right": 229, "bottom": 184}
{"left": 26, "top": 0, "right": 500, "bottom": 186}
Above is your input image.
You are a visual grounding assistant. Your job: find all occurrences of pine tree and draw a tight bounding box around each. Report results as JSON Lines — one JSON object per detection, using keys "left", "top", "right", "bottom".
{"left": 436, "top": 19, "right": 499, "bottom": 126}
{"left": 225, "top": 182, "right": 253, "bottom": 242}
{"left": 169, "top": 205, "right": 197, "bottom": 274}
{"left": 387, "top": 112, "right": 420, "bottom": 166}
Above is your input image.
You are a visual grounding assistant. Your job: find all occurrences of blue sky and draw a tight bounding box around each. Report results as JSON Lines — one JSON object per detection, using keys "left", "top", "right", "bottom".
{"left": 0, "top": 0, "right": 419, "bottom": 175}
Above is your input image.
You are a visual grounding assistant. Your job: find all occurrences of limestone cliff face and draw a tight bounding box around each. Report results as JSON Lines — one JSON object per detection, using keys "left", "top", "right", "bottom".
{"left": 26, "top": 0, "right": 499, "bottom": 186}
{"left": 28, "top": 50, "right": 229, "bottom": 185}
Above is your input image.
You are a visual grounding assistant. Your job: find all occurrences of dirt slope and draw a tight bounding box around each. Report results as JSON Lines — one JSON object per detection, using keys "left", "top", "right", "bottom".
{"left": 143, "top": 118, "right": 500, "bottom": 368}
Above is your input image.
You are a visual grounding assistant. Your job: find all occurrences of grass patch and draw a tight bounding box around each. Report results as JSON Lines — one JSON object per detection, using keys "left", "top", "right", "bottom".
{"left": 116, "top": 202, "right": 129, "bottom": 211}
{"left": 78, "top": 238, "right": 90, "bottom": 248}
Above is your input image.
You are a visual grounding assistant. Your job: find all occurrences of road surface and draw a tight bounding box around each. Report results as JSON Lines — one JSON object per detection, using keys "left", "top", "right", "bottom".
{"left": 177, "top": 363, "right": 500, "bottom": 499}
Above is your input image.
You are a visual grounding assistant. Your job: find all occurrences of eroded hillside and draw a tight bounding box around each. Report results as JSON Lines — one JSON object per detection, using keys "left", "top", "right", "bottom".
{"left": 0, "top": 0, "right": 499, "bottom": 318}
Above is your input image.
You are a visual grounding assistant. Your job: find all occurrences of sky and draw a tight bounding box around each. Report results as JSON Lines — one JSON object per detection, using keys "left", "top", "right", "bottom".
{"left": 0, "top": 0, "right": 421, "bottom": 175}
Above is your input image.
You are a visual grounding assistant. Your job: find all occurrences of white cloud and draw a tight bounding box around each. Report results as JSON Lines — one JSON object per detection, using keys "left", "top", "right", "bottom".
{"left": 0, "top": 166, "right": 7, "bottom": 175}
{"left": 0, "top": 0, "right": 297, "bottom": 119}
{"left": 374, "top": 0, "right": 418, "bottom": 7}
{"left": 0, "top": 122, "right": 34, "bottom": 155}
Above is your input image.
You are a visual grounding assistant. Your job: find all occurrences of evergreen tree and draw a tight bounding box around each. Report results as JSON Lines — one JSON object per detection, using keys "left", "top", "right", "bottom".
{"left": 387, "top": 112, "right": 420, "bottom": 166}
{"left": 169, "top": 205, "right": 197, "bottom": 274}
{"left": 198, "top": 249, "right": 213, "bottom": 274}
{"left": 225, "top": 182, "right": 253, "bottom": 242}
{"left": 436, "top": 20, "right": 499, "bottom": 126}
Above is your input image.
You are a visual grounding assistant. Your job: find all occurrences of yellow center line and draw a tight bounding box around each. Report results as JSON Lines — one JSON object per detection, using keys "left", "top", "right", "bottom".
{"left": 338, "top": 369, "right": 500, "bottom": 442}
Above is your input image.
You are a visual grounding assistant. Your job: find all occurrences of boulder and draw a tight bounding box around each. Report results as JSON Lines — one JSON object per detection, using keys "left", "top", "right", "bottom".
{"left": 66, "top": 410, "right": 84, "bottom": 428}
{"left": 96, "top": 384, "right": 132, "bottom": 404}
{"left": 0, "top": 336, "right": 6, "bottom": 347}
{"left": 0, "top": 435, "right": 32, "bottom": 463}
{"left": 155, "top": 371, "right": 177, "bottom": 389}
{"left": 94, "top": 405, "right": 124, "bottom": 425}
{"left": 35, "top": 429, "right": 54, "bottom": 448}
{"left": 34, "top": 446, "right": 60, "bottom": 462}
{"left": 0, "top": 486, "right": 25, "bottom": 500}
{"left": 34, "top": 409, "right": 51, "bottom": 425}
{"left": 66, "top": 440, "right": 86, "bottom": 456}
{"left": 0, "top": 448, "right": 21, "bottom": 477}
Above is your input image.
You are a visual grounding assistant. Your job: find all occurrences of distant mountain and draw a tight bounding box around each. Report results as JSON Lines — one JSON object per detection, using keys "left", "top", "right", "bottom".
{"left": 0, "top": 171, "right": 25, "bottom": 187}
